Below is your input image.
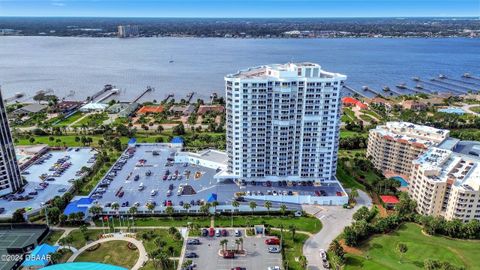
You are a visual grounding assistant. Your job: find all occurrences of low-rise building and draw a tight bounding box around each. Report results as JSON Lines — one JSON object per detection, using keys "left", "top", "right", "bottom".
{"left": 401, "top": 100, "right": 428, "bottom": 111}
{"left": 342, "top": 97, "right": 367, "bottom": 109}
{"left": 197, "top": 105, "right": 224, "bottom": 115}
{"left": 367, "top": 122, "right": 449, "bottom": 178}
{"left": 11, "top": 104, "right": 47, "bottom": 117}
{"left": 169, "top": 104, "right": 195, "bottom": 116}
{"left": 136, "top": 105, "right": 164, "bottom": 115}
{"left": 409, "top": 146, "right": 480, "bottom": 222}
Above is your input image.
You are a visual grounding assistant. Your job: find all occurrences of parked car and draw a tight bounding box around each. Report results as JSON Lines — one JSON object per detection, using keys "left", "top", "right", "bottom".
{"left": 201, "top": 229, "right": 208, "bottom": 237}
{"left": 221, "top": 229, "right": 228, "bottom": 237}
{"left": 234, "top": 229, "right": 241, "bottom": 237}
{"left": 186, "top": 239, "right": 200, "bottom": 245}
{"left": 265, "top": 238, "right": 280, "bottom": 245}
{"left": 268, "top": 246, "right": 281, "bottom": 253}
{"left": 231, "top": 268, "right": 245, "bottom": 270}
{"left": 223, "top": 251, "right": 235, "bottom": 259}
{"left": 215, "top": 229, "right": 221, "bottom": 237}
{"left": 185, "top": 252, "right": 197, "bottom": 258}
{"left": 209, "top": 227, "right": 215, "bottom": 237}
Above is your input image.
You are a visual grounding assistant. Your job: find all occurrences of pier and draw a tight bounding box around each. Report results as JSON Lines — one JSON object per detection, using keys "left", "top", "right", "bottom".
{"left": 396, "top": 83, "right": 431, "bottom": 94}
{"left": 381, "top": 86, "right": 402, "bottom": 96}
{"left": 431, "top": 78, "right": 473, "bottom": 93}
{"left": 415, "top": 84, "right": 438, "bottom": 94}
{"left": 4, "top": 92, "right": 25, "bottom": 103}
{"left": 88, "top": 84, "right": 112, "bottom": 102}
{"left": 343, "top": 85, "right": 368, "bottom": 98}
{"left": 185, "top": 92, "right": 195, "bottom": 103}
{"left": 463, "top": 73, "right": 480, "bottom": 82}
{"left": 440, "top": 74, "right": 480, "bottom": 88}
{"left": 163, "top": 93, "right": 174, "bottom": 103}
{"left": 360, "top": 86, "right": 382, "bottom": 97}
{"left": 132, "top": 86, "right": 153, "bottom": 103}
{"left": 92, "top": 88, "right": 119, "bottom": 103}
{"left": 412, "top": 77, "right": 465, "bottom": 95}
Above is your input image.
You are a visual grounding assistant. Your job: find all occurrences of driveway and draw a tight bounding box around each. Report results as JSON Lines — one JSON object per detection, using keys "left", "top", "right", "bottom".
{"left": 302, "top": 190, "right": 372, "bottom": 270}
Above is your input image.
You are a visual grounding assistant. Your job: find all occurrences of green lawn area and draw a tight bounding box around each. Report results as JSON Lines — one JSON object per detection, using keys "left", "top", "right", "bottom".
{"left": 56, "top": 248, "right": 73, "bottom": 263}
{"left": 138, "top": 229, "right": 183, "bottom": 257}
{"left": 344, "top": 223, "right": 480, "bottom": 270}
{"left": 340, "top": 130, "right": 368, "bottom": 139}
{"left": 343, "top": 108, "right": 359, "bottom": 123}
{"left": 362, "top": 109, "right": 383, "bottom": 121}
{"left": 74, "top": 240, "right": 139, "bottom": 269}
{"left": 359, "top": 114, "right": 374, "bottom": 123}
{"left": 65, "top": 229, "right": 104, "bottom": 249}
{"left": 94, "top": 215, "right": 322, "bottom": 234}
{"left": 270, "top": 230, "right": 309, "bottom": 270}
{"left": 337, "top": 162, "right": 366, "bottom": 191}
{"left": 54, "top": 111, "right": 85, "bottom": 127}
{"left": 470, "top": 105, "right": 480, "bottom": 114}
{"left": 43, "top": 229, "right": 65, "bottom": 245}
{"left": 72, "top": 113, "right": 108, "bottom": 127}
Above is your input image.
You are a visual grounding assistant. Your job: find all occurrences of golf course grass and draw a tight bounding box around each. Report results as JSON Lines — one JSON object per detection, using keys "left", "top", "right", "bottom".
{"left": 344, "top": 223, "right": 480, "bottom": 270}
{"left": 74, "top": 240, "right": 139, "bottom": 269}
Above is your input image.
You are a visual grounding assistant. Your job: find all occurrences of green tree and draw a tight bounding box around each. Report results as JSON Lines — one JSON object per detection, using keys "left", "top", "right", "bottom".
{"left": 280, "top": 204, "right": 287, "bottom": 216}
{"left": 249, "top": 201, "right": 257, "bottom": 216}
{"left": 264, "top": 201, "right": 272, "bottom": 216}
{"left": 396, "top": 242, "right": 408, "bottom": 263}
{"left": 289, "top": 225, "right": 297, "bottom": 241}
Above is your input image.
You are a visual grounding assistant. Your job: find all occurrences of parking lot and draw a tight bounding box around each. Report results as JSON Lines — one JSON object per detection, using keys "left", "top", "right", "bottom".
{"left": 0, "top": 148, "right": 97, "bottom": 217}
{"left": 91, "top": 143, "right": 345, "bottom": 213}
{"left": 184, "top": 229, "right": 282, "bottom": 270}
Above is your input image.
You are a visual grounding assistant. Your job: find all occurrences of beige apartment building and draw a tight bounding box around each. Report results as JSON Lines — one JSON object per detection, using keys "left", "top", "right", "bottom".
{"left": 409, "top": 147, "right": 480, "bottom": 222}
{"left": 367, "top": 122, "right": 449, "bottom": 178}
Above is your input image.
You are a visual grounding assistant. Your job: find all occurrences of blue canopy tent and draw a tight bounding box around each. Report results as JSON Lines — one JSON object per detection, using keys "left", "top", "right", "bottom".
{"left": 21, "top": 243, "right": 58, "bottom": 268}
{"left": 207, "top": 193, "right": 217, "bottom": 203}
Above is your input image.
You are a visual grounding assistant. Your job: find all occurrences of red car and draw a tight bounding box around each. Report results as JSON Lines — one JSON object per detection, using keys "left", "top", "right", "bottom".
{"left": 223, "top": 251, "right": 235, "bottom": 259}
{"left": 209, "top": 227, "right": 215, "bottom": 237}
{"left": 265, "top": 238, "right": 280, "bottom": 245}
{"left": 166, "top": 200, "right": 173, "bottom": 206}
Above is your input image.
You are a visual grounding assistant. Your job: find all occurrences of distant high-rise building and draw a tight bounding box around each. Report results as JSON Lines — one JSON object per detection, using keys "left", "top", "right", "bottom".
{"left": 0, "top": 89, "right": 22, "bottom": 196}
{"left": 367, "top": 122, "right": 449, "bottom": 178}
{"left": 410, "top": 146, "right": 480, "bottom": 222}
{"left": 117, "top": 25, "right": 140, "bottom": 38}
{"left": 224, "top": 62, "right": 346, "bottom": 182}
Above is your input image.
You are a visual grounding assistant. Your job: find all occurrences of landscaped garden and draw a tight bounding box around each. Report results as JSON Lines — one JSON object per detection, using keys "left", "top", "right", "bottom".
{"left": 74, "top": 240, "right": 139, "bottom": 269}
{"left": 343, "top": 223, "right": 480, "bottom": 270}
{"left": 269, "top": 230, "right": 309, "bottom": 270}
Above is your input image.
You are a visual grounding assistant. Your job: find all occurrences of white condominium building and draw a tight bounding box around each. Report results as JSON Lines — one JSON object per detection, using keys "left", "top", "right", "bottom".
{"left": 410, "top": 147, "right": 480, "bottom": 222}
{"left": 0, "top": 90, "right": 22, "bottom": 196}
{"left": 367, "top": 122, "right": 449, "bottom": 178}
{"left": 224, "top": 62, "right": 347, "bottom": 182}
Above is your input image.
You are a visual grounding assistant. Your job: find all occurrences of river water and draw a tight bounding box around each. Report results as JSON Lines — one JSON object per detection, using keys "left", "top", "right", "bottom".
{"left": 0, "top": 36, "right": 479, "bottom": 102}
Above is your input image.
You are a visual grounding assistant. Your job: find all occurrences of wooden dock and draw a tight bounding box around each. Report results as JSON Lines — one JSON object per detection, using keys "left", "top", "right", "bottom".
{"left": 132, "top": 86, "right": 153, "bottom": 103}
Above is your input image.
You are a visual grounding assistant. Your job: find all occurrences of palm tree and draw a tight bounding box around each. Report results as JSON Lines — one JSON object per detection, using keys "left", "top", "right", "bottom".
{"left": 211, "top": 201, "right": 219, "bottom": 213}
{"left": 183, "top": 203, "right": 191, "bottom": 213}
{"left": 280, "top": 204, "right": 287, "bottom": 216}
{"left": 238, "top": 237, "right": 244, "bottom": 252}
{"left": 111, "top": 202, "right": 120, "bottom": 227}
{"left": 220, "top": 239, "right": 228, "bottom": 252}
{"left": 299, "top": 255, "right": 308, "bottom": 269}
{"left": 349, "top": 188, "right": 359, "bottom": 203}
{"left": 88, "top": 205, "right": 102, "bottom": 217}
{"left": 249, "top": 201, "right": 257, "bottom": 216}
{"left": 231, "top": 201, "right": 240, "bottom": 227}
{"left": 200, "top": 203, "right": 211, "bottom": 216}
{"left": 128, "top": 206, "right": 138, "bottom": 231}
{"left": 234, "top": 238, "right": 240, "bottom": 252}
{"left": 289, "top": 225, "right": 297, "bottom": 241}
{"left": 147, "top": 203, "right": 155, "bottom": 214}
{"left": 264, "top": 201, "right": 272, "bottom": 216}
{"left": 165, "top": 206, "right": 174, "bottom": 218}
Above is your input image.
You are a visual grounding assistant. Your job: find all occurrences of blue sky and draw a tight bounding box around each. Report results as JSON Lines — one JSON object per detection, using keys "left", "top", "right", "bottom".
{"left": 0, "top": 0, "right": 478, "bottom": 17}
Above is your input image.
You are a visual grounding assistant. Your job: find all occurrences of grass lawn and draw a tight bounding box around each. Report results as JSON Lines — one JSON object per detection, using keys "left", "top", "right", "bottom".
{"left": 56, "top": 248, "right": 73, "bottom": 263}
{"left": 270, "top": 230, "right": 309, "bottom": 270}
{"left": 43, "top": 229, "right": 65, "bottom": 245}
{"left": 54, "top": 112, "right": 84, "bottom": 127}
{"left": 337, "top": 162, "right": 366, "bottom": 191}
{"left": 340, "top": 130, "right": 368, "bottom": 139}
{"left": 94, "top": 215, "right": 322, "bottom": 234}
{"left": 137, "top": 229, "right": 183, "bottom": 256}
{"left": 470, "top": 105, "right": 480, "bottom": 114}
{"left": 344, "top": 223, "right": 480, "bottom": 270}
{"left": 359, "top": 114, "right": 374, "bottom": 123}
{"left": 72, "top": 113, "right": 109, "bottom": 127}
{"left": 343, "top": 108, "right": 359, "bottom": 123}
{"left": 74, "top": 240, "right": 139, "bottom": 269}
{"left": 65, "top": 229, "right": 104, "bottom": 249}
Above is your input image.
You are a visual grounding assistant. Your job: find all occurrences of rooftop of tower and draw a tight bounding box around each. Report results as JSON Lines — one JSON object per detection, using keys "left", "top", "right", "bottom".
{"left": 225, "top": 62, "right": 346, "bottom": 80}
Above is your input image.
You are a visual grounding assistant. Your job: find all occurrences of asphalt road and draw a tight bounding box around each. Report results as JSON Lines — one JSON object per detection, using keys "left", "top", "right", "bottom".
{"left": 302, "top": 190, "right": 372, "bottom": 270}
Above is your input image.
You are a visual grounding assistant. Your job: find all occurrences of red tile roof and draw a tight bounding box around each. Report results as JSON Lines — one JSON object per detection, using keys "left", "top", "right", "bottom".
{"left": 137, "top": 105, "right": 164, "bottom": 115}
{"left": 342, "top": 97, "right": 368, "bottom": 109}
{"left": 380, "top": 195, "right": 400, "bottom": 204}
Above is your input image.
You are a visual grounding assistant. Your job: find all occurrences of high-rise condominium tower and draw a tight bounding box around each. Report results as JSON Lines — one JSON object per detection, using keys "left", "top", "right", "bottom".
{"left": 225, "top": 63, "right": 346, "bottom": 182}
{"left": 0, "top": 90, "right": 22, "bottom": 196}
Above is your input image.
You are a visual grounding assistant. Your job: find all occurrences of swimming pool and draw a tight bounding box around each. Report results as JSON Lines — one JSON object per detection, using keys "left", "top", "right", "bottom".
{"left": 392, "top": 176, "right": 409, "bottom": 187}
{"left": 42, "top": 262, "right": 127, "bottom": 270}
